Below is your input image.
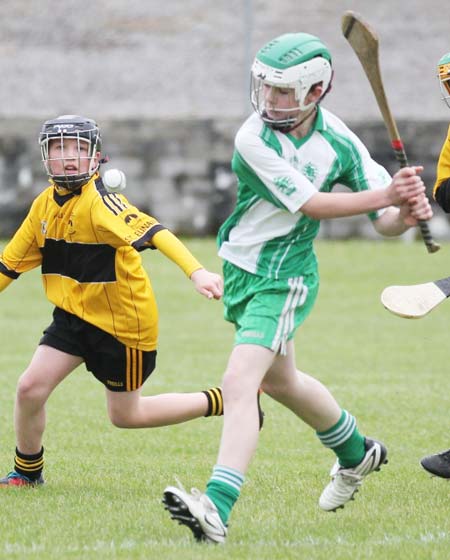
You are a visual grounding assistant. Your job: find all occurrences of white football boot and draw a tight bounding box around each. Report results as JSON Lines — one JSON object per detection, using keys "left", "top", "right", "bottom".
{"left": 163, "top": 481, "right": 227, "bottom": 544}
{"left": 319, "top": 438, "right": 388, "bottom": 512}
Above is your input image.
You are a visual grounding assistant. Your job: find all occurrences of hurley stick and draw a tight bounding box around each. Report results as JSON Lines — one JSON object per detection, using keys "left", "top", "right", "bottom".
{"left": 342, "top": 10, "right": 440, "bottom": 253}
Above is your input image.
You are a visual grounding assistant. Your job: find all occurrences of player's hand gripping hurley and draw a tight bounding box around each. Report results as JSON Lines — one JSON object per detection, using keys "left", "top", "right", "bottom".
{"left": 342, "top": 11, "right": 440, "bottom": 254}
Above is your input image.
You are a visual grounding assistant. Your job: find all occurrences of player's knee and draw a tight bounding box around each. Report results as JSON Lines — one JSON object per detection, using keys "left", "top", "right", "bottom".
{"left": 108, "top": 406, "right": 135, "bottom": 428}
{"left": 222, "top": 370, "right": 258, "bottom": 406}
{"left": 16, "top": 374, "right": 48, "bottom": 406}
{"left": 222, "top": 370, "right": 242, "bottom": 398}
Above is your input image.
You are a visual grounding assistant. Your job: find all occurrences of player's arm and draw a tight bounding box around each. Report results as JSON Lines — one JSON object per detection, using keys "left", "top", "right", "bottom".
{"left": 0, "top": 207, "right": 42, "bottom": 289}
{"left": 236, "top": 123, "right": 425, "bottom": 220}
{"left": 0, "top": 272, "right": 13, "bottom": 292}
{"left": 433, "top": 126, "right": 450, "bottom": 212}
{"left": 151, "top": 229, "right": 223, "bottom": 300}
{"left": 95, "top": 196, "right": 222, "bottom": 299}
{"left": 301, "top": 167, "right": 426, "bottom": 220}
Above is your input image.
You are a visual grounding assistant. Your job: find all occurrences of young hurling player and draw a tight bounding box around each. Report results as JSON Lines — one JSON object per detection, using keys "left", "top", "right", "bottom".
{"left": 162, "top": 33, "right": 433, "bottom": 544}
{"left": 421, "top": 52, "right": 450, "bottom": 479}
{"left": 0, "top": 115, "right": 230, "bottom": 487}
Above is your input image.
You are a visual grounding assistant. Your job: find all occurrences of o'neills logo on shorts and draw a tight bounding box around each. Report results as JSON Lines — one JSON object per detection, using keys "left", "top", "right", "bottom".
{"left": 242, "top": 330, "right": 265, "bottom": 339}
{"left": 106, "top": 380, "right": 124, "bottom": 387}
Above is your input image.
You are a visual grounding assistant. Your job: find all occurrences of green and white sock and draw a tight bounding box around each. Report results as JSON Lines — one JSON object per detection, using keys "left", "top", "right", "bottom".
{"left": 205, "top": 465, "right": 244, "bottom": 524}
{"left": 316, "top": 410, "right": 365, "bottom": 468}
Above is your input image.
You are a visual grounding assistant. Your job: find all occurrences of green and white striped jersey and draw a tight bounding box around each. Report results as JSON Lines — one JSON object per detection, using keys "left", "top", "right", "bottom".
{"left": 217, "top": 107, "right": 391, "bottom": 280}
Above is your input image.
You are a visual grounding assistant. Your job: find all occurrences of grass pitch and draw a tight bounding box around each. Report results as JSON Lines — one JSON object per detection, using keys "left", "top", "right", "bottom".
{"left": 0, "top": 238, "right": 450, "bottom": 559}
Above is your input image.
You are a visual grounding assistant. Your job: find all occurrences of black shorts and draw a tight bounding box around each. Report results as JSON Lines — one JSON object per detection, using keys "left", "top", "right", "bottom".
{"left": 40, "top": 307, "right": 157, "bottom": 392}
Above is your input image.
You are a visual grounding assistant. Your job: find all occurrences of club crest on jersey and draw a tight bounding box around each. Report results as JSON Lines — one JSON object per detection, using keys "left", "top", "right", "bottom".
{"left": 67, "top": 214, "right": 76, "bottom": 235}
{"left": 274, "top": 176, "right": 296, "bottom": 196}
{"left": 41, "top": 220, "right": 47, "bottom": 234}
{"left": 124, "top": 213, "right": 139, "bottom": 225}
{"left": 302, "top": 162, "right": 318, "bottom": 182}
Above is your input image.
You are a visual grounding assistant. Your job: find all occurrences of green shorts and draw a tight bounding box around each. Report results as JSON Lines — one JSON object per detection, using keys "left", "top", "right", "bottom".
{"left": 223, "top": 260, "right": 319, "bottom": 355}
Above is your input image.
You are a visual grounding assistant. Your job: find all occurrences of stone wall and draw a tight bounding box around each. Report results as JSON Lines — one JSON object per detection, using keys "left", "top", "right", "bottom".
{"left": 0, "top": 1, "right": 449, "bottom": 238}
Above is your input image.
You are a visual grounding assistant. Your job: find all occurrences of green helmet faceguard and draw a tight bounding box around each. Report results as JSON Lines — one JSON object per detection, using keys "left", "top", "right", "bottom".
{"left": 250, "top": 33, "right": 333, "bottom": 130}
{"left": 438, "top": 52, "right": 450, "bottom": 109}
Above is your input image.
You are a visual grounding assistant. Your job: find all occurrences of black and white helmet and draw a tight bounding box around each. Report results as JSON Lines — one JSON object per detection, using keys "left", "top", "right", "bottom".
{"left": 39, "top": 114, "right": 102, "bottom": 190}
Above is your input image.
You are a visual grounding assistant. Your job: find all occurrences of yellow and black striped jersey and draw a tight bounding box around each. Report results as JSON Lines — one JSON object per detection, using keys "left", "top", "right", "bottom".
{"left": 434, "top": 125, "right": 450, "bottom": 192}
{"left": 0, "top": 174, "right": 202, "bottom": 351}
{"left": 433, "top": 125, "right": 450, "bottom": 211}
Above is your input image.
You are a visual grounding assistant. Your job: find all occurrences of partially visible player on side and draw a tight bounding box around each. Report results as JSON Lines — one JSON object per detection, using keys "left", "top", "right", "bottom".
{"left": 421, "top": 52, "right": 450, "bottom": 479}
{"left": 0, "top": 114, "right": 228, "bottom": 487}
{"left": 162, "top": 33, "right": 433, "bottom": 544}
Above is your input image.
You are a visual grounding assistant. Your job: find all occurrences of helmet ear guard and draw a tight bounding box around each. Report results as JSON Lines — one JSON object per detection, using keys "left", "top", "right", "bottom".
{"left": 39, "top": 114, "right": 102, "bottom": 190}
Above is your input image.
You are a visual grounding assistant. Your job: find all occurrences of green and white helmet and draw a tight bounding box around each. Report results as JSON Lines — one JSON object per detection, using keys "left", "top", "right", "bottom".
{"left": 437, "top": 52, "right": 450, "bottom": 108}
{"left": 250, "top": 32, "right": 333, "bottom": 129}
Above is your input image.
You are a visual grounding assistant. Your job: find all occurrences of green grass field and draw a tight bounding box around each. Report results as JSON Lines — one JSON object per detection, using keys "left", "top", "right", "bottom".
{"left": 1, "top": 238, "right": 450, "bottom": 559}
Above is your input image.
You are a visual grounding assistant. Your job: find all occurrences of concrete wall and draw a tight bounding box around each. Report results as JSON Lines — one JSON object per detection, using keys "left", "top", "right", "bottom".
{"left": 1, "top": 1, "right": 449, "bottom": 237}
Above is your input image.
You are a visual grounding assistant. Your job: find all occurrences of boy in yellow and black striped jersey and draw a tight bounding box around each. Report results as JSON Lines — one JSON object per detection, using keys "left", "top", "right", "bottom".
{"left": 421, "top": 52, "right": 450, "bottom": 479}
{"left": 0, "top": 114, "right": 229, "bottom": 486}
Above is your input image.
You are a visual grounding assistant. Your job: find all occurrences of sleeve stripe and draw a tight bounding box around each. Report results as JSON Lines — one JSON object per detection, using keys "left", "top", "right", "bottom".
{"left": 132, "top": 225, "right": 166, "bottom": 250}
{"left": 101, "top": 193, "right": 128, "bottom": 215}
{"left": 0, "top": 262, "right": 20, "bottom": 279}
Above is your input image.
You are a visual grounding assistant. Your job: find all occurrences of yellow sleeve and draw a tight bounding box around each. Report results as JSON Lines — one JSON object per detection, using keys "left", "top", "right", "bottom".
{"left": 434, "top": 125, "right": 450, "bottom": 196}
{"left": 151, "top": 229, "right": 203, "bottom": 278}
{"left": 0, "top": 273, "right": 13, "bottom": 292}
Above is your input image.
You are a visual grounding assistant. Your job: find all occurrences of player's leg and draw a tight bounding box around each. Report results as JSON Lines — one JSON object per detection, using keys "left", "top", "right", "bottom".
{"left": 105, "top": 385, "right": 224, "bottom": 428}
{"left": 262, "top": 340, "right": 387, "bottom": 511}
{"left": 81, "top": 315, "right": 225, "bottom": 426}
{"left": 163, "top": 267, "right": 320, "bottom": 543}
{"left": 261, "top": 339, "right": 341, "bottom": 429}
{"left": 163, "top": 343, "right": 273, "bottom": 543}
{"left": 1, "top": 345, "right": 82, "bottom": 486}
{"left": 163, "top": 266, "right": 289, "bottom": 543}
{"left": 216, "top": 344, "right": 274, "bottom": 471}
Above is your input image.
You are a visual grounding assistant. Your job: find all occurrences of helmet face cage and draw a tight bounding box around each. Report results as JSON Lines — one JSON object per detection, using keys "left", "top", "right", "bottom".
{"left": 39, "top": 115, "right": 102, "bottom": 190}
{"left": 438, "top": 54, "right": 450, "bottom": 109}
{"left": 250, "top": 33, "right": 333, "bottom": 130}
{"left": 250, "top": 56, "right": 332, "bottom": 129}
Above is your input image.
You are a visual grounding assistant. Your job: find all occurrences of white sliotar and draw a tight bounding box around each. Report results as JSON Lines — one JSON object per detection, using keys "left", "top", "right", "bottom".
{"left": 103, "top": 169, "right": 126, "bottom": 192}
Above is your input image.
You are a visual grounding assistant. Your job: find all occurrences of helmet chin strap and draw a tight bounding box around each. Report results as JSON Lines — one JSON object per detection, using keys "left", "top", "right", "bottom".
{"left": 271, "top": 105, "right": 317, "bottom": 134}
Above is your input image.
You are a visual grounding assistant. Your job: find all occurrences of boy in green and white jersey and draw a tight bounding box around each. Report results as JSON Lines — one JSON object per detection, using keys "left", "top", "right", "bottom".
{"left": 164, "top": 32, "right": 432, "bottom": 543}
{"left": 219, "top": 107, "right": 392, "bottom": 281}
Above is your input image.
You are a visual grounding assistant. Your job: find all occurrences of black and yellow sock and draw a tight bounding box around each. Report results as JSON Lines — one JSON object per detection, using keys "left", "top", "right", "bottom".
{"left": 14, "top": 447, "right": 44, "bottom": 481}
{"left": 203, "top": 387, "right": 265, "bottom": 430}
{"left": 203, "top": 387, "right": 224, "bottom": 416}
